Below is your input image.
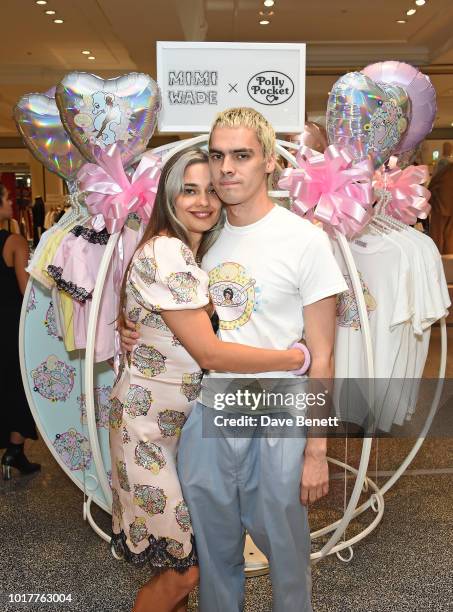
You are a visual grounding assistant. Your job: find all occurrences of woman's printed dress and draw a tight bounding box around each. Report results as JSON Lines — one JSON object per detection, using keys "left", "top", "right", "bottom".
{"left": 110, "top": 236, "right": 209, "bottom": 572}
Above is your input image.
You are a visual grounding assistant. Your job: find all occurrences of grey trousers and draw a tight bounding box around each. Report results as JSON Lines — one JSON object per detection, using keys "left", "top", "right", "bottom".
{"left": 177, "top": 403, "right": 312, "bottom": 612}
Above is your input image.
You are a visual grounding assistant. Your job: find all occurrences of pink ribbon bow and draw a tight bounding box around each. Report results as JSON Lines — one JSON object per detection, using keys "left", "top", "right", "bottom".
{"left": 77, "top": 143, "right": 161, "bottom": 234}
{"left": 278, "top": 145, "right": 374, "bottom": 238}
{"left": 373, "top": 165, "right": 431, "bottom": 225}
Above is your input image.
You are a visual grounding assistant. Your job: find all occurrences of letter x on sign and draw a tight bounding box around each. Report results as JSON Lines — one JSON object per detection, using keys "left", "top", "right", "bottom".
{"left": 228, "top": 83, "right": 238, "bottom": 93}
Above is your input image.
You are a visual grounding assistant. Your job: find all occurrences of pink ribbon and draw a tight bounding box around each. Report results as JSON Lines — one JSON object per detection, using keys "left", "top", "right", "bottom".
{"left": 278, "top": 145, "right": 374, "bottom": 238}
{"left": 373, "top": 165, "right": 431, "bottom": 225}
{"left": 77, "top": 143, "right": 161, "bottom": 234}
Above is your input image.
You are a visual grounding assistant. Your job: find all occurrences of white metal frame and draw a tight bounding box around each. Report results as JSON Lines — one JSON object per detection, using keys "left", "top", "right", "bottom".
{"left": 82, "top": 137, "right": 380, "bottom": 567}
{"left": 19, "top": 135, "right": 448, "bottom": 572}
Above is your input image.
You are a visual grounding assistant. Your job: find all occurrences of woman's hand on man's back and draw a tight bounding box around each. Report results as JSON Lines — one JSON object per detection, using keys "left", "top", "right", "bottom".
{"left": 119, "top": 318, "right": 139, "bottom": 353}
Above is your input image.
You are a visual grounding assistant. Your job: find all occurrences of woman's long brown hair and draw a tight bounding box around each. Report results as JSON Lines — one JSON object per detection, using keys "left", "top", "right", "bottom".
{"left": 117, "top": 147, "right": 224, "bottom": 326}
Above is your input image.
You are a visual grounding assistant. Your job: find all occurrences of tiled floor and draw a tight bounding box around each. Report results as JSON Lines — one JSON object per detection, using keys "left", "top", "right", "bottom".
{"left": 1, "top": 326, "right": 452, "bottom": 612}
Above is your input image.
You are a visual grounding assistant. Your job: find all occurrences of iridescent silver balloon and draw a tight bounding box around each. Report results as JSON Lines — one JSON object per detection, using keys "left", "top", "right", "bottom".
{"left": 13, "top": 93, "right": 87, "bottom": 181}
{"left": 362, "top": 61, "right": 436, "bottom": 154}
{"left": 326, "top": 72, "right": 411, "bottom": 169}
{"left": 56, "top": 72, "right": 161, "bottom": 168}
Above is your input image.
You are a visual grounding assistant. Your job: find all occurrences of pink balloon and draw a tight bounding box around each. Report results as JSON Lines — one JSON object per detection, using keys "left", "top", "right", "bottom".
{"left": 362, "top": 61, "right": 437, "bottom": 154}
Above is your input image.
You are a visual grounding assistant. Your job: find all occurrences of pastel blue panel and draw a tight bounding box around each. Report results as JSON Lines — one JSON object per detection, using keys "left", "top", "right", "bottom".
{"left": 22, "top": 280, "right": 113, "bottom": 513}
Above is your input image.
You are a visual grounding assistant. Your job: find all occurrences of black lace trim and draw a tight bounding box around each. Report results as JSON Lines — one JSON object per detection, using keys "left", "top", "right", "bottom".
{"left": 70, "top": 225, "right": 110, "bottom": 245}
{"left": 47, "top": 265, "right": 92, "bottom": 303}
{"left": 110, "top": 530, "right": 198, "bottom": 574}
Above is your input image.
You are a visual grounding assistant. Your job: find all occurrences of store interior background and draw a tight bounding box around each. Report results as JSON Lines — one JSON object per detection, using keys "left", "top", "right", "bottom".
{"left": 2, "top": 0, "right": 453, "bottom": 210}
{"left": 1, "top": 2, "right": 453, "bottom": 611}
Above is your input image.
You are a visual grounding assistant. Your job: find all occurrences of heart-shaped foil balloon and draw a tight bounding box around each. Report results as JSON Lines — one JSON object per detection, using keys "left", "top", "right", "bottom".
{"left": 362, "top": 61, "right": 436, "bottom": 154}
{"left": 13, "top": 93, "right": 87, "bottom": 181}
{"left": 56, "top": 72, "right": 161, "bottom": 168}
{"left": 326, "top": 72, "right": 411, "bottom": 169}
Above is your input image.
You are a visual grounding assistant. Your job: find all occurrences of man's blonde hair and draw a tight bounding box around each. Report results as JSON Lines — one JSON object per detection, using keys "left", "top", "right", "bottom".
{"left": 210, "top": 107, "right": 276, "bottom": 160}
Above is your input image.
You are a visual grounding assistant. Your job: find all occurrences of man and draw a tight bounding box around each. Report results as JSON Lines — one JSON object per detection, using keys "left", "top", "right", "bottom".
{"left": 122, "top": 107, "right": 347, "bottom": 611}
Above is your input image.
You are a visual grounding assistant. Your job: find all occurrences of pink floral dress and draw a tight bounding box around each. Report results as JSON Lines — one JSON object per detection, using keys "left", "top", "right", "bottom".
{"left": 110, "top": 235, "right": 209, "bottom": 572}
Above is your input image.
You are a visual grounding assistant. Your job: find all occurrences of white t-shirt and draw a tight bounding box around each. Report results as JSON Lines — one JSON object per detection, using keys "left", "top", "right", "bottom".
{"left": 200, "top": 205, "right": 347, "bottom": 403}
{"left": 397, "top": 228, "right": 450, "bottom": 423}
{"left": 333, "top": 227, "right": 450, "bottom": 430}
{"left": 333, "top": 232, "right": 413, "bottom": 429}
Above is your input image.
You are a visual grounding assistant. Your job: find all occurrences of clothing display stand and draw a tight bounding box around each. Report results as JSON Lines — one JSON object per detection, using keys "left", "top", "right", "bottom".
{"left": 19, "top": 136, "right": 447, "bottom": 576}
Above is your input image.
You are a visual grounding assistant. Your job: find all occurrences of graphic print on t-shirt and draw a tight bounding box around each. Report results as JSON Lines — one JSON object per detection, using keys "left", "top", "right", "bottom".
{"left": 336, "top": 273, "right": 376, "bottom": 330}
{"left": 208, "top": 262, "right": 256, "bottom": 330}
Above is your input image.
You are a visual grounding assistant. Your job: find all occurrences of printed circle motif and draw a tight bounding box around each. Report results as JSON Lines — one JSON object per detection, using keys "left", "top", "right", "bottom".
{"left": 129, "top": 517, "right": 149, "bottom": 546}
{"left": 124, "top": 385, "right": 153, "bottom": 418}
{"left": 208, "top": 262, "right": 256, "bottom": 330}
{"left": 157, "top": 409, "right": 187, "bottom": 438}
{"left": 109, "top": 397, "right": 124, "bottom": 429}
{"left": 53, "top": 428, "right": 91, "bottom": 471}
{"left": 174, "top": 500, "right": 191, "bottom": 532}
{"left": 117, "top": 459, "right": 131, "bottom": 492}
{"left": 180, "top": 372, "right": 203, "bottom": 401}
{"left": 132, "top": 344, "right": 167, "bottom": 378}
{"left": 44, "top": 301, "right": 58, "bottom": 337}
{"left": 167, "top": 271, "right": 200, "bottom": 304}
{"left": 141, "top": 312, "right": 170, "bottom": 331}
{"left": 336, "top": 273, "right": 376, "bottom": 330}
{"left": 133, "top": 484, "right": 167, "bottom": 516}
{"left": 31, "top": 355, "right": 76, "bottom": 402}
{"left": 180, "top": 243, "right": 196, "bottom": 266}
{"left": 165, "top": 538, "right": 186, "bottom": 560}
{"left": 134, "top": 441, "right": 166, "bottom": 474}
{"left": 134, "top": 256, "right": 157, "bottom": 286}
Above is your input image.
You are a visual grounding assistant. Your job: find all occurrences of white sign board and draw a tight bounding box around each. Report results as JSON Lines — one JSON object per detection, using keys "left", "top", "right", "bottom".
{"left": 157, "top": 41, "right": 306, "bottom": 133}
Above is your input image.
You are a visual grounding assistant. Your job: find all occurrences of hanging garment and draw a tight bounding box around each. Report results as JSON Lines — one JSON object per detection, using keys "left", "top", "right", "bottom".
{"left": 333, "top": 226, "right": 450, "bottom": 431}
{"left": 47, "top": 214, "right": 144, "bottom": 362}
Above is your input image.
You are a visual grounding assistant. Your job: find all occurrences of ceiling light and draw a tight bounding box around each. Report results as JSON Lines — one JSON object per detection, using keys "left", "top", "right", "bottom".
{"left": 397, "top": 19, "right": 407, "bottom": 23}
{"left": 451, "top": 122, "right": 453, "bottom": 127}
{"left": 259, "top": 19, "right": 270, "bottom": 25}
{"left": 263, "top": 0, "right": 274, "bottom": 6}
{"left": 36, "top": 1, "right": 47, "bottom": 4}
{"left": 406, "top": 8, "right": 416, "bottom": 15}
{"left": 259, "top": 10, "right": 274, "bottom": 16}
{"left": 45, "top": 9, "right": 56, "bottom": 14}
{"left": 53, "top": 18, "right": 64, "bottom": 23}
{"left": 88, "top": 56, "right": 95, "bottom": 60}
{"left": 415, "top": 0, "right": 426, "bottom": 5}
{"left": 81, "top": 50, "right": 91, "bottom": 55}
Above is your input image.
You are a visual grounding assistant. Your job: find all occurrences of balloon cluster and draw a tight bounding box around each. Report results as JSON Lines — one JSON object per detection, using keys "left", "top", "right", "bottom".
{"left": 280, "top": 61, "right": 436, "bottom": 236}
{"left": 15, "top": 61, "right": 435, "bottom": 239}
{"left": 14, "top": 72, "right": 161, "bottom": 182}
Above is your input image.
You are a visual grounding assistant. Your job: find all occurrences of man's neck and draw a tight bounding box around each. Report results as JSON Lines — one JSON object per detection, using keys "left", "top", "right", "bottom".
{"left": 226, "top": 197, "right": 275, "bottom": 227}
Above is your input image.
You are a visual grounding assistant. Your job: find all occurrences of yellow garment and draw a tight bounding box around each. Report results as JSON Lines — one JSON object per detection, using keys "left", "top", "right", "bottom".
{"left": 28, "top": 222, "right": 78, "bottom": 289}
{"left": 57, "top": 291, "right": 76, "bottom": 352}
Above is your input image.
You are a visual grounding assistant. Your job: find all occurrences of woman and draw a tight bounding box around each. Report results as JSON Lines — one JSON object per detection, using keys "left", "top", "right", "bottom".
{"left": 0, "top": 184, "right": 40, "bottom": 478}
{"left": 111, "top": 148, "right": 307, "bottom": 612}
